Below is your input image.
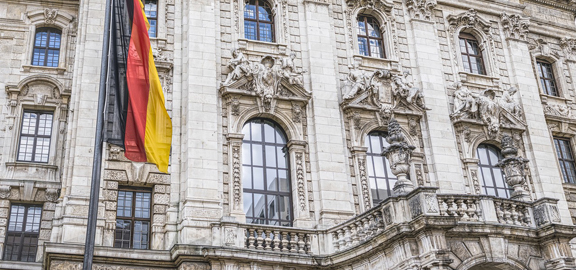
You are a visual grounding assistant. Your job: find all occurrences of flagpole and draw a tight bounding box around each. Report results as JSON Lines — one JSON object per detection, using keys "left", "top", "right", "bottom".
{"left": 83, "top": 0, "right": 112, "bottom": 266}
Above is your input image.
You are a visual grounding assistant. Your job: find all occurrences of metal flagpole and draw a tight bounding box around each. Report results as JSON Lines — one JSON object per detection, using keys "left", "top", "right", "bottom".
{"left": 83, "top": 0, "right": 113, "bottom": 266}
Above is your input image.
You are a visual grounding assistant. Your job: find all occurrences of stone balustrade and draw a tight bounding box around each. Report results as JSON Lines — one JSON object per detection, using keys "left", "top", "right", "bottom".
{"left": 493, "top": 198, "right": 532, "bottom": 227}
{"left": 240, "top": 224, "right": 315, "bottom": 254}
{"left": 328, "top": 204, "right": 384, "bottom": 252}
{"left": 223, "top": 189, "right": 563, "bottom": 257}
{"left": 437, "top": 195, "right": 482, "bottom": 222}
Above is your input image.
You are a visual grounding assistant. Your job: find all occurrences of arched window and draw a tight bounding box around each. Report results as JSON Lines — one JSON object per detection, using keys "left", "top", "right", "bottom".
{"left": 365, "top": 131, "right": 395, "bottom": 204}
{"left": 477, "top": 144, "right": 512, "bottom": 198}
{"left": 244, "top": 0, "right": 274, "bottom": 42}
{"left": 357, "top": 15, "right": 385, "bottom": 58}
{"left": 536, "top": 59, "right": 558, "bottom": 96}
{"left": 459, "top": 33, "right": 486, "bottom": 75}
{"left": 242, "top": 119, "right": 292, "bottom": 226}
{"left": 32, "top": 27, "right": 61, "bottom": 67}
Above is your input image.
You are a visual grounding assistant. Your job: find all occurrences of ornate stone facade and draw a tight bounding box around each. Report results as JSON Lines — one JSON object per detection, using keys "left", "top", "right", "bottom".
{"left": 1, "top": 0, "right": 576, "bottom": 270}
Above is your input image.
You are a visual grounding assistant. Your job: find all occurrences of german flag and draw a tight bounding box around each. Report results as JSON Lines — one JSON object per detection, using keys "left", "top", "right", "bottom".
{"left": 104, "top": 0, "right": 172, "bottom": 173}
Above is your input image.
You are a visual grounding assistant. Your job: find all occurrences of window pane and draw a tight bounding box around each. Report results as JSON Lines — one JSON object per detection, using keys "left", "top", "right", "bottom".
{"left": 114, "top": 220, "right": 132, "bottom": 248}
{"left": 242, "top": 143, "right": 251, "bottom": 165}
{"left": 370, "top": 39, "right": 383, "bottom": 58}
{"left": 245, "top": 21, "right": 257, "bottom": 40}
{"left": 34, "top": 138, "right": 50, "bottom": 162}
{"left": 358, "top": 37, "right": 368, "bottom": 56}
{"left": 259, "top": 23, "right": 273, "bottom": 42}
{"left": 258, "top": 6, "right": 271, "bottom": 21}
{"left": 8, "top": 205, "right": 26, "bottom": 232}
{"left": 148, "top": 19, "right": 157, "bottom": 38}
{"left": 18, "top": 136, "right": 35, "bottom": 162}
{"left": 264, "top": 124, "right": 275, "bottom": 143}
{"left": 117, "top": 191, "right": 133, "bottom": 217}
{"left": 267, "top": 195, "right": 277, "bottom": 220}
{"left": 133, "top": 221, "right": 149, "bottom": 249}
{"left": 253, "top": 167, "right": 264, "bottom": 190}
{"left": 244, "top": 192, "right": 253, "bottom": 216}
{"left": 265, "top": 145, "right": 276, "bottom": 167}
{"left": 48, "top": 32, "right": 61, "bottom": 48}
{"left": 279, "top": 195, "right": 290, "bottom": 222}
{"left": 134, "top": 192, "right": 151, "bottom": 219}
{"left": 266, "top": 168, "right": 277, "bottom": 191}
{"left": 277, "top": 147, "right": 287, "bottom": 169}
{"left": 32, "top": 49, "right": 45, "bottom": 66}
{"left": 144, "top": 0, "right": 157, "bottom": 18}
{"left": 35, "top": 32, "right": 47, "bottom": 47}
{"left": 367, "top": 22, "right": 380, "bottom": 37}
{"left": 357, "top": 20, "right": 366, "bottom": 36}
{"left": 278, "top": 169, "right": 289, "bottom": 192}
{"left": 252, "top": 144, "right": 263, "bottom": 166}
{"left": 243, "top": 166, "right": 253, "bottom": 189}
{"left": 244, "top": 4, "right": 256, "bottom": 19}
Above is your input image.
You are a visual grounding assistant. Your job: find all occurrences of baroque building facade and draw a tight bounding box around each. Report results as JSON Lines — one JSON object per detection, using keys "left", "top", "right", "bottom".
{"left": 2, "top": 0, "right": 576, "bottom": 269}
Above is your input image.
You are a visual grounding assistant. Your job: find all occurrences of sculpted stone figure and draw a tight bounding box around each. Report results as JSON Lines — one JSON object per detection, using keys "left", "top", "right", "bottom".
{"left": 499, "top": 86, "right": 522, "bottom": 118}
{"left": 391, "top": 70, "right": 429, "bottom": 110}
{"left": 223, "top": 49, "right": 250, "bottom": 86}
{"left": 342, "top": 63, "right": 370, "bottom": 100}
{"left": 451, "top": 82, "right": 478, "bottom": 118}
{"left": 477, "top": 88, "right": 501, "bottom": 137}
{"left": 281, "top": 52, "right": 306, "bottom": 86}
{"left": 255, "top": 56, "right": 277, "bottom": 110}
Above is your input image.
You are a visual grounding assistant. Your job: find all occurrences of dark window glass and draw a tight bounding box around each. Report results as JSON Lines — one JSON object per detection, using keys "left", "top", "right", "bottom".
{"left": 114, "top": 189, "right": 151, "bottom": 249}
{"left": 365, "top": 131, "right": 395, "bottom": 204}
{"left": 144, "top": 0, "right": 158, "bottom": 38}
{"left": 244, "top": 0, "right": 274, "bottom": 42}
{"left": 242, "top": 119, "right": 292, "bottom": 226}
{"left": 32, "top": 28, "right": 61, "bottom": 67}
{"left": 459, "top": 33, "right": 486, "bottom": 75}
{"left": 477, "top": 144, "right": 512, "bottom": 198}
{"left": 554, "top": 138, "right": 576, "bottom": 184}
{"left": 357, "top": 15, "right": 385, "bottom": 58}
{"left": 537, "top": 60, "right": 558, "bottom": 96}
{"left": 17, "top": 111, "right": 53, "bottom": 163}
{"left": 3, "top": 204, "right": 42, "bottom": 262}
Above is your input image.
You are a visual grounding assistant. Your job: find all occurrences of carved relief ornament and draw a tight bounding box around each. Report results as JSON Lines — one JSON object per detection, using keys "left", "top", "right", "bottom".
{"left": 220, "top": 49, "right": 311, "bottom": 114}
{"left": 447, "top": 9, "right": 491, "bottom": 34}
{"left": 406, "top": 0, "right": 437, "bottom": 21}
{"left": 500, "top": 12, "right": 529, "bottom": 41}
{"left": 341, "top": 65, "right": 429, "bottom": 116}
{"left": 450, "top": 82, "right": 525, "bottom": 139}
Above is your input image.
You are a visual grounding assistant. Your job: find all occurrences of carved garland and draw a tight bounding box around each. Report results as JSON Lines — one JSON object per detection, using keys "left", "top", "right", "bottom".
{"left": 232, "top": 143, "right": 241, "bottom": 209}
{"left": 358, "top": 157, "right": 371, "bottom": 210}
{"left": 296, "top": 152, "right": 306, "bottom": 212}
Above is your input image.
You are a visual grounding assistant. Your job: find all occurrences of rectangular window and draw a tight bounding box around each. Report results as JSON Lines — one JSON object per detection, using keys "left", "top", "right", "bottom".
{"left": 554, "top": 137, "right": 576, "bottom": 184}
{"left": 3, "top": 204, "right": 42, "bottom": 262}
{"left": 114, "top": 188, "right": 151, "bottom": 249}
{"left": 144, "top": 0, "right": 158, "bottom": 38}
{"left": 537, "top": 60, "right": 559, "bottom": 96}
{"left": 17, "top": 111, "right": 53, "bottom": 163}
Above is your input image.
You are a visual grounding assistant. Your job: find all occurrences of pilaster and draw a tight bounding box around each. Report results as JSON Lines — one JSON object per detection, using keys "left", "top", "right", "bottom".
{"left": 504, "top": 37, "right": 572, "bottom": 224}
{"left": 407, "top": 18, "right": 465, "bottom": 193}
{"left": 301, "top": 0, "right": 354, "bottom": 226}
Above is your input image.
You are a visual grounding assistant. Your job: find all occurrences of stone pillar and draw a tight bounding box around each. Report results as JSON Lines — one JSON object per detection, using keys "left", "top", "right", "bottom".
{"left": 288, "top": 140, "right": 313, "bottom": 228}
{"left": 407, "top": 18, "right": 465, "bottom": 193}
{"left": 504, "top": 37, "right": 572, "bottom": 224}
{"left": 54, "top": 0, "right": 109, "bottom": 244}
{"left": 301, "top": 0, "right": 354, "bottom": 226}
{"left": 177, "top": 0, "right": 223, "bottom": 244}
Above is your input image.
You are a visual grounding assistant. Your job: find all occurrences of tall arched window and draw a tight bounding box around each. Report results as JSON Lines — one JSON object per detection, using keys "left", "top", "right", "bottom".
{"left": 459, "top": 33, "right": 486, "bottom": 75}
{"left": 357, "top": 15, "right": 385, "bottom": 58}
{"left": 365, "top": 131, "right": 395, "bottom": 204}
{"left": 32, "top": 27, "right": 61, "bottom": 67}
{"left": 242, "top": 119, "right": 292, "bottom": 226}
{"left": 477, "top": 144, "right": 512, "bottom": 198}
{"left": 244, "top": 0, "right": 274, "bottom": 42}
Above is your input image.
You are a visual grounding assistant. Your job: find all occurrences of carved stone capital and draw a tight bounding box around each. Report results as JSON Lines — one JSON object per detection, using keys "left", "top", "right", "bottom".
{"left": 500, "top": 13, "right": 529, "bottom": 41}
{"left": 406, "top": 0, "right": 437, "bottom": 21}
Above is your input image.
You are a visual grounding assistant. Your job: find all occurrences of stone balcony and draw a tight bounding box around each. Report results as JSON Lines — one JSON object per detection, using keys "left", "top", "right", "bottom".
{"left": 45, "top": 187, "right": 575, "bottom": 270}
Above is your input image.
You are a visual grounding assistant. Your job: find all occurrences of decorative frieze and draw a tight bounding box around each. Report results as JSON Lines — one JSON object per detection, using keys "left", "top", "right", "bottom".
{"left": 357, "top": 158, "right": 371, "bottom": 210}
{"left": 296, "top": 153, "right": 306, "bottom": 212}
{"left": 232, "top": 143, "right": 241, "bottom": 209}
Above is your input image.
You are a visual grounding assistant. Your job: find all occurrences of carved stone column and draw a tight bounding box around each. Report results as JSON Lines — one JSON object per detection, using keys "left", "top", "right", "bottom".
{"left": 287, "top": 140, "right": 313, "bottom": 228}
{"left": 382, "top": 119, "right": 416, "bottom": 195}
{"left": 496, "top": 135, "right": 530, "bottom": 201}
{"left": 227, "top": 133, "right": 245, "bottom": 222}
{"left": 351, "top": 146, "right": 371, "bottom": 212}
